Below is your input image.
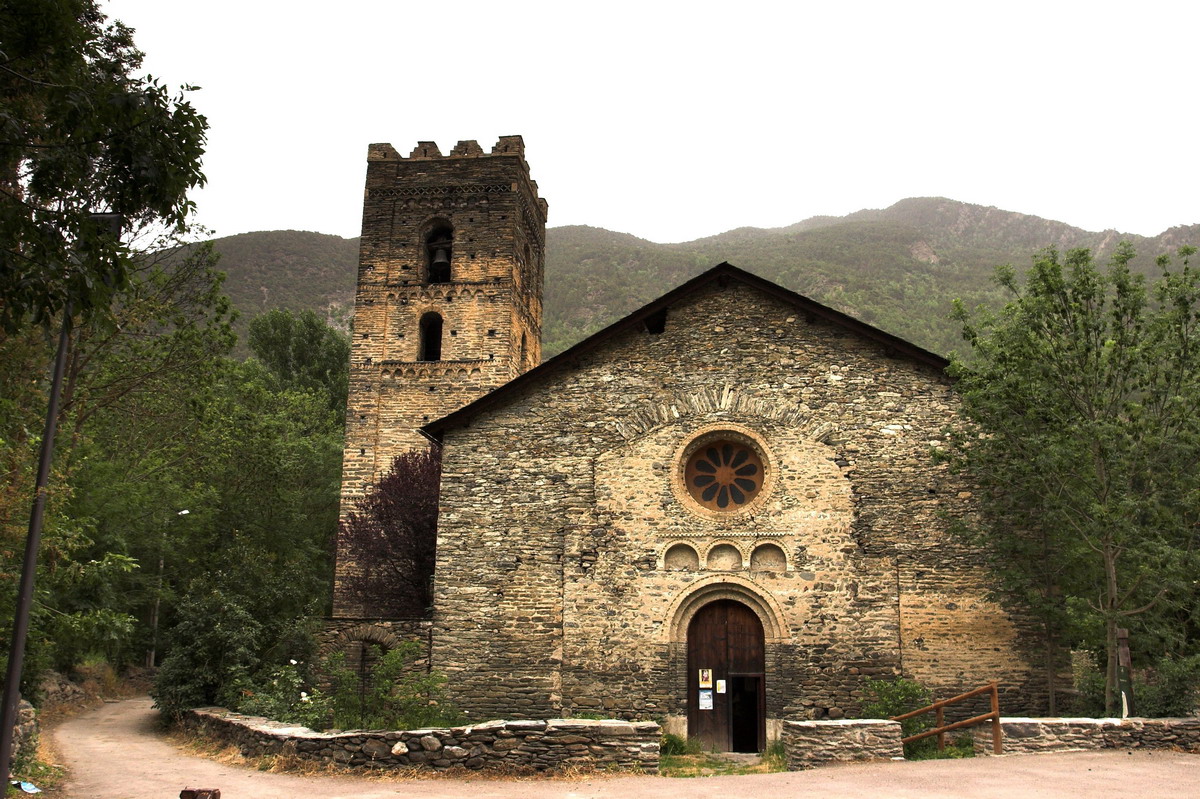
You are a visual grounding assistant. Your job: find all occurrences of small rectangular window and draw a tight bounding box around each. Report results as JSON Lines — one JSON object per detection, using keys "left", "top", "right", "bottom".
{"left": 644, "top": 308, "right": 667, "bottom": 335}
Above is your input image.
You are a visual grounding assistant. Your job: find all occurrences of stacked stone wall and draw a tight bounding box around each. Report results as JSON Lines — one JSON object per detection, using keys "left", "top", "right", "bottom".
{"left": 10, "top": 700, "right": 37, "bottom": 770}
{"left": 181, "top": 707, "right": 658, "bottom": 773}
{"left": 318, "top": 619, "right": 431, "bottom": 659}
{"left": 433, "top": 277, "right": 1042, "bottom": 726}
{"left": 969, "top": 717, "right": 1200, "bottom": 754}
{"left": 782, "top": 719, "right": 903, "bottom": 769}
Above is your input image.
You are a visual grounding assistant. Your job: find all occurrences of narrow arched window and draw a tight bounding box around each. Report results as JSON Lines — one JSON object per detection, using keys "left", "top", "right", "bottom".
{"left": 418, "top": 312, "right": 443, "bottom": 361}
{"left": 520, "top": 332, "right": 528, "bottom": 369}
{"left": 425, "top": 224, "right": 453, "bottom": 284}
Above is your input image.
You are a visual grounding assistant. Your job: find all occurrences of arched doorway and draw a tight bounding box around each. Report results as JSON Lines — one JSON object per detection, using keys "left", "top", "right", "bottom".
{"left": 687, "top": 598, "right": 765, "bottom": 752}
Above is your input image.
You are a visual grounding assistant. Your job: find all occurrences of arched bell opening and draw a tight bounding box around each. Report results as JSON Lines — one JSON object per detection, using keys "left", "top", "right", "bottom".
{"left": 425, "top": 223, "right": 453, "bottom": 284}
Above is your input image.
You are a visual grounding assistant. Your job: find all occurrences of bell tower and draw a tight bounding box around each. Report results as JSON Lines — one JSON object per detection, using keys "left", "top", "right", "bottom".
{"left": 334, "top": 136, "right": 547, "bottom": 615}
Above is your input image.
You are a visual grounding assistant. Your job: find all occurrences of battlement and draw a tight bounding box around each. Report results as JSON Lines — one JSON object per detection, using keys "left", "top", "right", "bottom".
{"left": 367, "top": 135, "right": 527, "bottom": 162}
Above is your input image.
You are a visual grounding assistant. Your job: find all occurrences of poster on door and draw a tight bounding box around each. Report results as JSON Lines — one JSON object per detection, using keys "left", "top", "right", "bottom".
{"left": 698, "top": 689, "right": 714, "bottom": 710}
{"left": 698, "top": 669, "right": 712, "bottom": 688}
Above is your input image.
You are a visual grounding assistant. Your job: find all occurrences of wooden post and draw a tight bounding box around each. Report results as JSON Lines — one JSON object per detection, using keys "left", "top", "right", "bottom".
{"left": 990, "top": 682, "right": 1002, "bottom": 754}
{"left": 1116, "top": 628, "right": 1136, "bottom": 718}
{"left": 936, "top": 705, "right": 945, "bottom": 751}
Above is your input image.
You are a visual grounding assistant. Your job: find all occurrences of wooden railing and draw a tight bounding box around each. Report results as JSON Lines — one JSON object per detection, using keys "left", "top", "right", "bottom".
{"left": 891, "top": 681, "right": 1002, "bottom": 754}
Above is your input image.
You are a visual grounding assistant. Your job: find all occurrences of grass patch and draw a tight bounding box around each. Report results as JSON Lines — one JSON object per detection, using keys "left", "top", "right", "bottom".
{"left": 659, "top": 750, "right": 785, "bottom": 778}
{"left": 761, "top": 738, "right": 786, "bottom": 770}
{"left": 904, "top": 734, "right": 976, "bottom": 760}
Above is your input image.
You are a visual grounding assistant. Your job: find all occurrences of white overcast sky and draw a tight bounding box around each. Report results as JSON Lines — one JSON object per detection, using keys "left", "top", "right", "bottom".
{"left": 104, "top": 0, "right": 1197, "bottom": 244}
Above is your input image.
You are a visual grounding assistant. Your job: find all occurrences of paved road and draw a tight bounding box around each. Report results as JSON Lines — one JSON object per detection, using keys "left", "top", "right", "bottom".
{"left": 55, "top": 697, "right": 1200, "bottom": 799}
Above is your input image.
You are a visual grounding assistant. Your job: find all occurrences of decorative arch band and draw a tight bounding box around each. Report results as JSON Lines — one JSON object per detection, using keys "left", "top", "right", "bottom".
{"left": 663, "top": 576, "right": 789, "bottom": 644}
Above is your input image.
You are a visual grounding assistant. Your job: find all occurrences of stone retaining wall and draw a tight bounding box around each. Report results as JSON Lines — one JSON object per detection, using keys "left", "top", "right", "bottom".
{"left": 970, "top": 717, "right": 1200, "bottom": 755}
{"left": 783, "top": 717, "right": 1200, "bottom": 769}
{"left": 782, "top": 719, "right": 903, "bottom": 769}
{"left": 11, "top": 700, "right": 37, "bottom": 769}
{"left": 181, "top": 707, "right": 659, "bottom": 773}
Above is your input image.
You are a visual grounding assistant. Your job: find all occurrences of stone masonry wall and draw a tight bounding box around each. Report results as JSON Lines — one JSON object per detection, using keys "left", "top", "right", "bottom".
{"left": 782, "top": 719, "right": 903, "bottom": 769}
{"left": 785, "top": 717, "right": 1200, "bottom": 768}
{"left": 11, "top": 700, "right": 37, "bottom": 770}
{"left": 317, "top": 618, "right": 432, "bottom": 671}
{"left": 181, "top": 707, "right": 659, "bottom": 773}
{"left": 334, "top": 137, "right": 547, "bottom": 617}
{"left": 432, "top": 275, "right": 1042, "bottom": 728}
{"left": 969, "top": 717, "right": 1200, "bottom": 754}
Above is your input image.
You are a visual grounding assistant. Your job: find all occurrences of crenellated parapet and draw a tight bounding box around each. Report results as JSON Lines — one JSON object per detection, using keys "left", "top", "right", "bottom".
{"left": 368, "top": 135, "right": 527, "bottom": 161}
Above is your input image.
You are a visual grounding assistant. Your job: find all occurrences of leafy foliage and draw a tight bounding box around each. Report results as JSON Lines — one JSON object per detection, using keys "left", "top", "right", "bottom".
{"left": 236, "top": 658, "right": 330, "bottom": 731}
{"left": 1134, "top": 656, "right": 1200, "bottom": 718}
{"left": 0, "top": 0, "right": 207, "bottom": 332}
{"left": 861, "top": 677, "right": 933, "bottom": 754}
{"left": 946, "top": 244, "right": 1200, "bottom": 713}
{"left": 235, "top": 643, "right": 461, "bottom": 732}
{"left": 248, "top": 308, "right": 349, "bottom": 424}
{"left": 338, "top": 449, "right": 441, "bottom": 617}
{"left": 0, "top": 243, "right": 346, "bottom": 707}
{"left": 151, "top": 589, "right": 264, "bottom": 715}
{"left": 323, "top": 643, "right": 462, "bottom": 730}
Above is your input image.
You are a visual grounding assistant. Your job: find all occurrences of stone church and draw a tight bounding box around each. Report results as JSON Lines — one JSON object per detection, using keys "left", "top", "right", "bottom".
{"left": 328, "top": 136, "right": 1044, "bottom": 752}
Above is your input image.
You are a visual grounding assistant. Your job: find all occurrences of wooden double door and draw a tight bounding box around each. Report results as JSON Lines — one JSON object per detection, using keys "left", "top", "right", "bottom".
{"left": 686, "top": 599, "right": 765, "bottom": 752}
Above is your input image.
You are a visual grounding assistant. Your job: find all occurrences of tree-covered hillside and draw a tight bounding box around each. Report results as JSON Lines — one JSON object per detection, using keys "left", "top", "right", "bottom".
{"left": 205, "top": 231, "right": 359, "bottom": 350}
{"left": 205, "top": 199, "right": 1200, "bottom": 360}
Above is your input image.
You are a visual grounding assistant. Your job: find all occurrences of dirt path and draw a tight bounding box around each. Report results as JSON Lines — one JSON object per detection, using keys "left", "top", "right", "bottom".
{"left": 54, "top": 697, "right": 1200, "bottom": 799}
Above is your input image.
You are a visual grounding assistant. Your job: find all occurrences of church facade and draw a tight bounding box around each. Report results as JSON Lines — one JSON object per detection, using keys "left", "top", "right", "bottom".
{"left": 329, "top": 137, "right": 1044, "bottom": 751}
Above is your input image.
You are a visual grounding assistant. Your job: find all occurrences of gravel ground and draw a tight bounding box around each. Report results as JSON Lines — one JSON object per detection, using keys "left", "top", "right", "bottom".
{"left": 54, "top": 697, "right": 1200, "bottom": 799}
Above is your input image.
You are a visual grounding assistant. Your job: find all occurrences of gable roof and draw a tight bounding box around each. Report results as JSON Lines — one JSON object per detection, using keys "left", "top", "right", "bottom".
{"left": 424, "top": 262, "right": 949, "bottom": 437}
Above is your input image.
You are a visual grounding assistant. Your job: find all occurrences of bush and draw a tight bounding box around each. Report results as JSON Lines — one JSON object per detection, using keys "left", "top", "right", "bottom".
{"left": 235, "top": 659, "right": 330, "bottom": 731}
{"left": 1066, "top": 652, "right": 1200, "bottom": 718}
{"left": 232, "top": 641, "right": 462, "bottom": 732}
{"left": 152, "top": 590, "right": 263, "bottom": 717}
{"left": 324, "top": 642, "right": 463, "bottom": 730}
{"left": 860, "top": 677, "right": 935, "bottom": 759}
{"left": 659, "top": 733, "right": 704, "bottom": 756}
{"left": 1135, "top": 656, "right": 1200, "bottom": 717}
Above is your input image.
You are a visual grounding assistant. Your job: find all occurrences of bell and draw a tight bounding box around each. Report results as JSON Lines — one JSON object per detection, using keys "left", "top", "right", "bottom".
{"left": 432, "top": 246, "right": 450, "bottom": 270}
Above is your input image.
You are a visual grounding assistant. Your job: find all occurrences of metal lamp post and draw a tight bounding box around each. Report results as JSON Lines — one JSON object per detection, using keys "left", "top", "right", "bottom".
{"left": 0, "top": 212, "right": 124, "bottom": 782}
{"left": 147, "top": 509, "right": 188, "bottom": 668}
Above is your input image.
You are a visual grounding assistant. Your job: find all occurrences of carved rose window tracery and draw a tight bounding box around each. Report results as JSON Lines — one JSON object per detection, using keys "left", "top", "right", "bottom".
{"left": 685, "top": 441, "right": 763, "bottom": 510}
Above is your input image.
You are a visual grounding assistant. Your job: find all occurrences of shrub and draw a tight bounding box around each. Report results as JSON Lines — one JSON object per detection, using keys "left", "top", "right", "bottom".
{"left": 232, "top": 641, "right": 463, "bottom": 732}
{"left": 860, "top": 677, "right": 935, "bottom": 759}
{"left": 324, "top": 642, "right": 463, "bottom": 730}
{"left": 152, "top": 590, "right": 262, "bottom": 717}
{"left": 1066, "top": 652, "right": 1200, "bottom": 718}
{"left": 1134, "top": 655, "right": 1200, "bottom": 718}
{"left": 660, "top": 733, "right": 688, "bottom": 755}
{"left": 235, "top": 659, "right": 330, "bottom": 731}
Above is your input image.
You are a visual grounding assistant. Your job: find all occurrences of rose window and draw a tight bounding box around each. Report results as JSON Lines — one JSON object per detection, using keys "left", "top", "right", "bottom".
{"left": 685, "top": 440, "right": 763, "bottom": 510}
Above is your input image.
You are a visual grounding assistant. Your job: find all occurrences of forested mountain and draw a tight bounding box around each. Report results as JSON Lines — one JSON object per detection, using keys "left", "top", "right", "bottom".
{"left": 207, "top": 199, "right": 1200, "bottom": 359}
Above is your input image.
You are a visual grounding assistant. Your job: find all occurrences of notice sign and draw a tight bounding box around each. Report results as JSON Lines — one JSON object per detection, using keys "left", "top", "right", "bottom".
{"left": 716, "top": 679, "right": 726, "bottom": 694}
{"left": 698, "top": 669, "right": 713, "bottom": 688}
{"left": 698, "top": 689, "right": 714, "bottom": 710}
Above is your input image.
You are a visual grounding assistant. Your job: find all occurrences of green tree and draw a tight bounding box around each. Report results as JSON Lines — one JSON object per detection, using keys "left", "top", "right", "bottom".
{"left": 247, "top": 308, "right": 349, "bottom": 423}
{"left": 151, "top": 356, "right": 344, "bottom": 714}
{"left": 947, "top": 244, "right": 1200, "bottom": 713}
{"left": 0, "top": 0, "right": 208, "bottom": 332}
{"left": 337, "top": 449, "right": 441, "bottom": 617}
